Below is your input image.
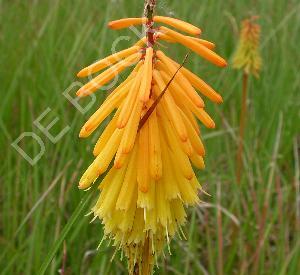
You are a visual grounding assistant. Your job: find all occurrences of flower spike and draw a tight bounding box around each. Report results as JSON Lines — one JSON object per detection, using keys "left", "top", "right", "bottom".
{"left": 75, "top": 2, "right": 227, "bottom": 274}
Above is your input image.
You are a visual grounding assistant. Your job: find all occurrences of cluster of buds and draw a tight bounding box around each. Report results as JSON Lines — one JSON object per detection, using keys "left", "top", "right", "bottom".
{"left": 76, "top": 11, "right": 226, "bottom": 275}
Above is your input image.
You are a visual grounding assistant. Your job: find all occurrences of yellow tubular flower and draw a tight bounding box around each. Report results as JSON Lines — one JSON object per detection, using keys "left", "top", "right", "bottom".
{"left": 139, "top": 47, "right": 153, "bottom": 102}
{"left": 160, "top": 26, "right": 227, "bottom": 67}
{"left": 77, "top": 46, "right": 141, "bottom": 77}
{"left": 158, "top": 51, "right": 223, "bottom": 103}
{"left": 156, "top": 60, "right": 205, "bottom": 108}
{"left": 116, "top": 145, "right": 138, "bottom": 210}
{"left": 137, "top": 121, "right": 150, "bottom": 193}
{"left": 180, "top": 110, "right": 205, "bottom": 156}
{"left": 117, "top": 65, "right": 144, "bottom": 128}
{"left": 153, "top": 15, "right": 201, "bottom": 35}
{"left": 157, "top": 32, "right": 215, "bottom": 50}
{"left": 108, "top": 17, "right": 147, "bottom": 30}
{"left": 77, "top": 52, "right": 142, "bottom": 97}
{"left": 187, "top": 36, "right": 216, "bottom": 50}
{"left": 93, "top": 112, "right": 119, "bottom": 156}
{"left": 148, "top": 109, "right": 162, "bottom": 180}
{"left": 159, "top": 107, "right": 194, "bottom": 180}
{"left": 190, "top": 153, "right": 205, "bottom": 170}
{"left": 152, "top": 72, "right": 188, "bottom": 142}
{"left": 75, "top": 5, "right": 226, "bottom": 274}
{"left": 79, "top": 82, "right": 131, "bottom": 138}
{"left": 119, "top": 97, "right": 143, "bottom": 154}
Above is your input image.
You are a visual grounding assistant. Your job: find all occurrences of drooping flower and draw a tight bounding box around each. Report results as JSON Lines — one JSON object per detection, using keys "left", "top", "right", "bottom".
{"left": 76, "top": 6, "right": 226, "bottom": 274}
{"left": 233, "top": 16, "right": 262, "bottom": 77}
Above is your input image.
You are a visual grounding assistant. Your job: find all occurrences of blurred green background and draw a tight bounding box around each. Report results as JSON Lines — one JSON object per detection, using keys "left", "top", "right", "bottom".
{"left": 1, "top": 0, "right": 300, "bottom": 274}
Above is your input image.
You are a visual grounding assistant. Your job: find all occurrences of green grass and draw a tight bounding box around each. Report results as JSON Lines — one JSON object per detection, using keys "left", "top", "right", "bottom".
{"left": 1, "top": 0, "right": 300, "bottom": 274}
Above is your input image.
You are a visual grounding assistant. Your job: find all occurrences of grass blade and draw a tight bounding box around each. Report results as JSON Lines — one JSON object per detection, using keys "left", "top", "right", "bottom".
{"left": 38, "top": 190, "right": 94, "bottom": 275}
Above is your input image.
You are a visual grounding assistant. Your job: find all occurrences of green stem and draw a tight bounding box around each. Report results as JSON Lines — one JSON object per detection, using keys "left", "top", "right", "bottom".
{"left": 38, "top": 191, "right": 94, "bottom": 275}
{"left": 236, "top": 72, "right": 249, "bottom": 184}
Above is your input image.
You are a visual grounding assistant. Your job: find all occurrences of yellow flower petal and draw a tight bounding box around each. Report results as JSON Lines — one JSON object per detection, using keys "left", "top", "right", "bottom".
{"left": 108, "top": 17, "right": 147, "bottom": 30}
{"left": 79, "top": 129, "right": 123, "bottom": 189}
{"left": 155, "top": 54, "right": 205, "bottom": 108}
{"left": 175, "top": 169, "right": 199, "bottom": 205}
{"left": 174, "top": 64, "right": 223, "bottom": 103}
{"left": 157, "top": 32, "right": 215, "bottom": 50}
{"left": 117, "top": 64, "right": 144, "bottom": 128}
{"left": 159, "top": 26, "right": 227, "bottom": 67}
{"left": 79, "top": 80, "right": 132, "bottom": 138}
{"left": 152, "top": 70, "right": 188, "bottom": 142}
{"left": 93, "top": 113, "right": 119, "bottom": 156}
{"left": 187, "top": 36, "right": 215, "bottom": 50}
{"left": 159, "top": 133, "right": 181, "bottom": 199}
{"left": 139, "top": 47, "right": 153, "bottom": 102}
{"left": 77, "top": 45, "right": 141, "bottom": 77}
{"left": 137, "top": 122, "right": 150, "bottom": 193}
{"left": 148, "top": 109, "right": 162, "bottom": 180}
{"left": 96, "top": 161, "right": 129, "bottom": 218}
{"left": 76, "top": 52, "right": 142, "bottom": 97}
{"left": 153, "top": 16, "right": 201, "bottom": 36}
{"left": 157, "top": 62, "right": 204, "bottom": 111}
{"left": 134, "top": 36, "right": 147, "bottom": 47}
{"left": 193, "top": 107, "right": 216, "bottom": 129}
{"left": 119, "top": 96, "right": 143, "bottom": 154}
{"left": 180, "top": 110, "right": 205, "bottom": 156}
{"left": 190, "top": 153, "right": 205, "bottom": 170}
{"left": 158, "top": 105, "right": 194, "bottom": 180}
{"left": 155, "top": 180, "right": 172, "bottom": 227}
{"left": 116, "top": 145, "right": 138, "bottom": 210}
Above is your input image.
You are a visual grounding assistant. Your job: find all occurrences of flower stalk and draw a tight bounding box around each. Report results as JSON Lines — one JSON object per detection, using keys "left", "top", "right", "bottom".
{"left": 233, "top": 16, "right": 262, "bottom": 184}
{"left": 236, "top": 73, "right": 248, "bottom": 184}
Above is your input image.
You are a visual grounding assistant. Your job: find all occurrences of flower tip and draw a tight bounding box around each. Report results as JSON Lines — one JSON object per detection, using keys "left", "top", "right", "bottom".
{"left": 180, "top": 134, "right": 189, "bottom": 142}
{"left": 216, "top": 95, "right": 223, "bottom": 104}
{"left": 121, "top": 146, "right": 132, "bottom": 154}
{"left": 122, "top": 149, "right": 129, "bottom": 154}
{"left": 197, "top": 102, "right": 205, "bottom": 108}
{"left": 76, "top": 89, "right": 84, "bottom": 97}
{"left": 206, "top": 120, "right": 216, "bottom": 129}
{"left": 196, "top": 29, "right": 202, "bottom": 36}
{"left": 77, "top": 70, "right": 86, "bottom": 78}
{"left": 197, "top": 148, "right": 206, "bottom": 156}
{"left": 186, "top": 174, "right": 194, "bottom": 180}
{"left": 114, "top": 162, "right": 123, "bottom": 169}
{"left": 78, "top": 180, "right": 89, "bottom": 190}
{"left": 140, "top": 96, "right": 149, "bottom": 103}
{"left": 153, "top": 174, "right": 162, "bottom": 181}
{"left": 116, "top": 121, "right": 126, "bottom": 129}
{"left": 107, "top": 21, "right": 115, "bottom": 29}
{"left": 209, "top": 122, "right": 216, "bottom": 129}
{"left": 79, "top": 128, "right": 89, "bottom": 138}
{"left": 218, "top": 59, "right": 227, "bottom": 68}
{"left": 139, "top": 185, "right": 149, "bottom": 193}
